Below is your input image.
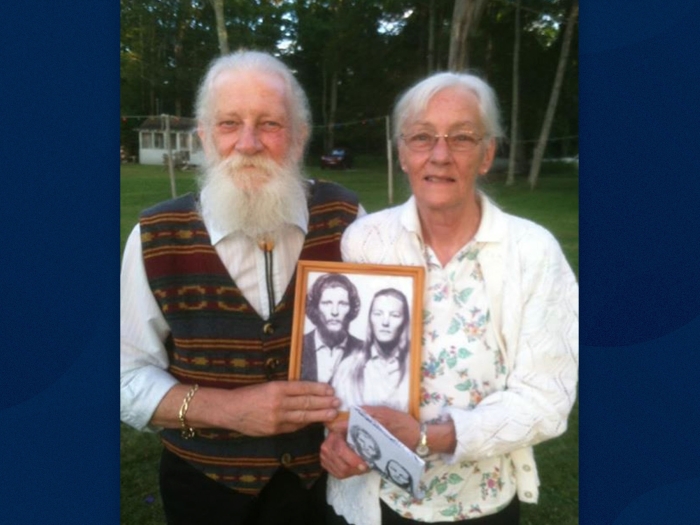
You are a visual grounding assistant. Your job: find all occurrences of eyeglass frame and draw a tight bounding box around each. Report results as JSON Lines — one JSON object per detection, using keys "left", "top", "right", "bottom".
{"left": 399, "top": 130, "right": 487, "bottom": 152}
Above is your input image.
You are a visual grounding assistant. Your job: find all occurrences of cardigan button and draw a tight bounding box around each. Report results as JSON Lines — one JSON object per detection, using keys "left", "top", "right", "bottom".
{"left": 263, "top": 322, "right": 275, "bottom": 335}
{"left": 280, "top": 453, "right": 293, "bottom": 466}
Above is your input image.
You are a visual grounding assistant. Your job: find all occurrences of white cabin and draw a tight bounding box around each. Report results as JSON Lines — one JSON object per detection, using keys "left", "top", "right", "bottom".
{"left": 137, "top": 116, "right": 205, "bottom": 167}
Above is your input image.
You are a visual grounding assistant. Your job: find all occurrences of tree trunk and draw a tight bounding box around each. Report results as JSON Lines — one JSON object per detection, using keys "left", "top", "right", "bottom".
{"left": 506, "top": 0, "right": 521, "bottom": 186}
{"left": 528, "top": 0, "right": 578, "bottom": 189}
{"left": 427, "top": 0, "right": 435, "bottom": 73}
{"left": 448, "top": 0, "right": 486, "bottom": 72}
{"left": 327, "top": 69, "right": 338, "bottom": 151}
{"left": 321, "top": 67, "right": 328, "bottom": 151}
{"left": 210, "top": 0, "right": 229, "bottom": 56}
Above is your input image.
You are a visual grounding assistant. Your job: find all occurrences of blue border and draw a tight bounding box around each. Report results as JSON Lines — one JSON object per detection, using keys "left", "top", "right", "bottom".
{"left": 579, "top": 1, "right": 700, "bottom": 523}
{"left": 2, "top": 0, "right": 700, "bottom": 522}
{"left": 0, "top": 2, "right": 120, "bottom": 521}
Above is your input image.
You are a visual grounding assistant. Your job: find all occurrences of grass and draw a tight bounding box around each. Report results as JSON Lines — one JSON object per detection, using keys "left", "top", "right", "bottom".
{"left": 120, "top": 157, "right": 578, "bottom": 524}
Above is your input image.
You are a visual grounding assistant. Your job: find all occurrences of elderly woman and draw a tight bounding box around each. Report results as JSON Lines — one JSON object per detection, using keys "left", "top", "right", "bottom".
{"left": 321, "top": 71, "right": 578, "bottom": 525}
{"left": 332, "top": 288, "right": 411, "bottom": 411}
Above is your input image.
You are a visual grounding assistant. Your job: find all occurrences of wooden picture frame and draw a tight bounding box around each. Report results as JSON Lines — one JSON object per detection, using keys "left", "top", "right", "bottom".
{"left": 289, "top": 260, "right": 425, "bottom": 419}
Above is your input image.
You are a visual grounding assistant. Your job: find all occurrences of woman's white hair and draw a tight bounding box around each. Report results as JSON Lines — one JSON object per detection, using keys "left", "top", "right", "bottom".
{"left": 392, "top": 71, "right": 504, "bottom": 144}
{"left": 194, "top": 49, "right": 311, "bottom": 154}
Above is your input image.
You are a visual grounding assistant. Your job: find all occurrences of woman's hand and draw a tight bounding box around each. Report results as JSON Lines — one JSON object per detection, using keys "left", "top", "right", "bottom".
{"left": 362, "top": 406, "right": 421, "bottom": 449}
{"left": 363, "top": 405, "right": 457, "bottom": 455}
{"left": 321, "top": 428, "right": 370, "bottom": 479}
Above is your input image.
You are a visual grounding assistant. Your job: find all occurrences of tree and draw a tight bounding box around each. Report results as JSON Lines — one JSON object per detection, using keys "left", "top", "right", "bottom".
{"left": 210, "top": 0, "right": 229, "bottom": 55}
{"left": 448, "top": 0, "right": 487, "bottom": 71}
{"left": 119, "top": 0, "right": 577, "bottom": 166}
{"left": 427, "top": 0, "right": 436, "bottom": 72}
{"left": 528, "top": 0, "right": 578, "bottom": 188}
{"left": 506, "top": 0, "right": 522, "bottom": 185}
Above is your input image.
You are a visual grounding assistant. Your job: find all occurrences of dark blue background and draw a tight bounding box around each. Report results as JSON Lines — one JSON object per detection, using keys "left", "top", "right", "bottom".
{"left": 1, "top": 1, "right": 699, "bottom": 522}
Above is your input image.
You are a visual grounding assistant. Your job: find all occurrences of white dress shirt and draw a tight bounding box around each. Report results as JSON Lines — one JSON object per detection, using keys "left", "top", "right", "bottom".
{"left": 361, "top": 345, "right": 409, "bottom": 409}
{"left": 313, "top": 331, "right": 348, "bottom": 383}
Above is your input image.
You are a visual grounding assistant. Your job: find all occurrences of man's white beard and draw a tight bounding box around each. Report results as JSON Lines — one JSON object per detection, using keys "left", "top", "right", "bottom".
{"left": 198, "top": 152, "right": 308, "bottom": 241}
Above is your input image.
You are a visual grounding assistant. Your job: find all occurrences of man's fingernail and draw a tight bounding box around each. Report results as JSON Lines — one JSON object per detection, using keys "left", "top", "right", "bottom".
{"left": 357, "top": 464, "right": 367, "bottom": 472}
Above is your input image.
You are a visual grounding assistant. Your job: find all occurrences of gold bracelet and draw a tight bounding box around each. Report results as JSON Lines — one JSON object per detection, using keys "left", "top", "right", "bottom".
{"left": 178, "top": 384, "right": 199, "bottom": 439}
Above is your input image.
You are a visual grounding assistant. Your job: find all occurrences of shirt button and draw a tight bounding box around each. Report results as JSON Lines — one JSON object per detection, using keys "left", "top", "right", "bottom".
{"left": 524, "top": 491, "right": 533, "bottom": 499}
{"left": 522, "top": 464, "right": 532, "bottom": 472}
{"left": 280, "top": 453, "right": 292, "bottom": 466}
{"left": 263, "top": 322, "right": 274, "bottom": 335}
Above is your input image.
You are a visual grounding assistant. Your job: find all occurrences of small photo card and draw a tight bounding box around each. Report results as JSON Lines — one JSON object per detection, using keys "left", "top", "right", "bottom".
{"left": 347, "top": 406, "right": 426, "bottom": 499}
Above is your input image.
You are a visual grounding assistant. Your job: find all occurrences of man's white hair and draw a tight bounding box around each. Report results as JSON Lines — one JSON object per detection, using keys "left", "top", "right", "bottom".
{"left": 194, "top": 49, "right": 311, "bottom": 162}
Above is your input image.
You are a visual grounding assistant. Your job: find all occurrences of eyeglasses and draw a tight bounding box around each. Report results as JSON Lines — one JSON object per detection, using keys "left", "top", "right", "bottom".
{"left": 401, "top": 131, "right": 484, "bottom": 152}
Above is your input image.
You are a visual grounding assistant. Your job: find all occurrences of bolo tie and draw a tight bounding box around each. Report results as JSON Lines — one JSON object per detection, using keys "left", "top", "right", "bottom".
{"left": 256, "top": 235, "right": 276, "bottom": 317}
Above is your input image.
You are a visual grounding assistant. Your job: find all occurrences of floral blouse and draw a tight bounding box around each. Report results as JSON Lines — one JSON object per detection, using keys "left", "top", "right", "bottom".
{"left": 379, "top": 241, "right": 517, "bottom": 521}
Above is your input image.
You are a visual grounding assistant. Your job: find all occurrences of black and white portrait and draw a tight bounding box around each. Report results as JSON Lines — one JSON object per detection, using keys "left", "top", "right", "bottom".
{"left": 300, "top": 273, "right": 364, "bottom": 383}
{"left": 349, "top": 425, "right": 382, "bottom": 468}
{"left": 332, "top": 287, "right": 412, "bottom": 411}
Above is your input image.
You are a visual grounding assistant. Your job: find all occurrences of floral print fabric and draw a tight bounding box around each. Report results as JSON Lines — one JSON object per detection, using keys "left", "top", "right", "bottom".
{"left": 379, "top": 242, "right": 517, "bottom": 521}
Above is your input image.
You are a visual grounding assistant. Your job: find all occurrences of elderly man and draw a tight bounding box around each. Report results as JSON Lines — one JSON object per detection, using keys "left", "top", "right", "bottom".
{"left": 301, "top": 273, "right": 364, "bottom": 383}
{"left": 120, "top": 50, "right": 362, "bottom": 525}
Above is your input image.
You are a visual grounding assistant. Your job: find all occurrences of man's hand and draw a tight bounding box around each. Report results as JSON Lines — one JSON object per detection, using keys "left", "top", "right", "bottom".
{"left": 151, "top": 381, "right": 340, "bottom": 436}
{"left": 216, "top": 381, "right": 341, "bottom": 436}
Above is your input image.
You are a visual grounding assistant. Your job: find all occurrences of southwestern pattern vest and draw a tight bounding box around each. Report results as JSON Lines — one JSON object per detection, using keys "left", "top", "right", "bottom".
{"left": 140, "top": 180, "right": 359, "bottom": 495}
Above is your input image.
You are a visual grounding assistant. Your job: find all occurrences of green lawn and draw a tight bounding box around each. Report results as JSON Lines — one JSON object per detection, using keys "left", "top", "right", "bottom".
{"left": 120, "top": 158, "right": 578, "bottom": 524}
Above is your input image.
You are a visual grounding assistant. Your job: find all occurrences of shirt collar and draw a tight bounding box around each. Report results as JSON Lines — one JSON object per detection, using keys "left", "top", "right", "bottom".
{"left": 199, "top": 185, "right": 309, "bottom": 246}
{"left": 314, "top": 330, "right": 347, "bottom": 352}
{"left": 369, "top": 343, "right": 399, "bottom": 362}
{"left": 473, "top": 193, "right": 507, "bottom": 242}
{"left": 398, "top": 191, "right": 507, "bottom": 245}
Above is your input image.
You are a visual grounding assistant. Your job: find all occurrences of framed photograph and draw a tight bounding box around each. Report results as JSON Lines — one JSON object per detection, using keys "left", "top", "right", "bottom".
{"left": 289, "top": 260, "right": 424, "bottom": 419}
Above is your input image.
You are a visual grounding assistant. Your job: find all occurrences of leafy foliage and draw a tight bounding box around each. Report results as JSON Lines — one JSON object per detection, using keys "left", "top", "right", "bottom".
{"left": 120, "top": 0, "right": 577, "bottom": 162}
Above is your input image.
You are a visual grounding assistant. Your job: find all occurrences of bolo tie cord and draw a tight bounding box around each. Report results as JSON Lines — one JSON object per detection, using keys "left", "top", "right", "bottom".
{"left": 257, "top": 236, "right": 275, "bottom": 317}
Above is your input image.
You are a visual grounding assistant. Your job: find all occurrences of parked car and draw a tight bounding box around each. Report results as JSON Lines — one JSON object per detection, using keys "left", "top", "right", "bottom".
{"left": 320, "top": 147, "right": 353, "bottom": 170}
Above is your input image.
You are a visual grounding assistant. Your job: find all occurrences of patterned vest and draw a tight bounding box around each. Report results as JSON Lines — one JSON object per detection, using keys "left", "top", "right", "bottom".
{"left": 140, "top": 180, "right": 359, "bottom": 495}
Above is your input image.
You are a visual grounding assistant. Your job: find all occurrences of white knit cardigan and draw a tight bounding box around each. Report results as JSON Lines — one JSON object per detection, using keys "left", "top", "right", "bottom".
{"left": 328, "top": 194, "right": 579, "bottom": 524}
